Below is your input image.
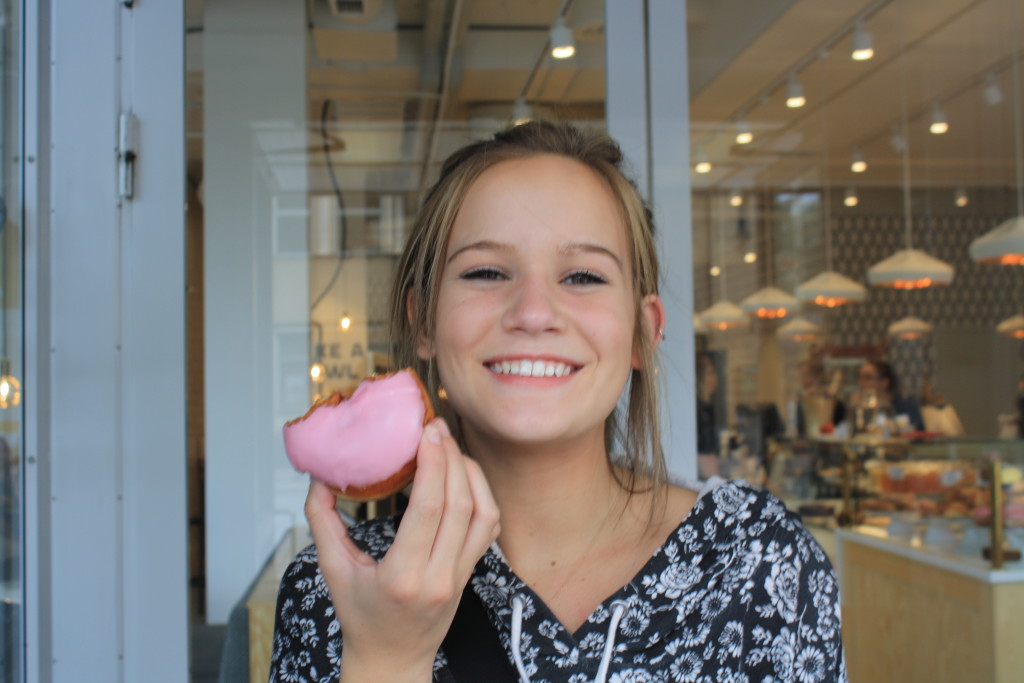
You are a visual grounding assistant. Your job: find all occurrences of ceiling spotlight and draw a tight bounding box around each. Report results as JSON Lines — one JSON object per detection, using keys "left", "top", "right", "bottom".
{"left": 549, "top": 15, "right": 575, "bottom": 59}
{"left": 736, "top": 118, "right": 753, "bottom": 145}
{"left": 710, "top": 265, "right": 721, "bottom": 277}
{"left": 743, "top": 251, "right": 757, "bottom": 264}
{"left": 851, "top": 147, "right": 867, "bottom": 173}
{"left": 984, "top": 72, "right": 1004, "bottom": 106}
{"left": 694, "top": 150, "right": 712, "bottom": 174}
{"left": 955, "top": 187, "right": 969, "bottom": 208}
{"left": 786, "top": 75, "right": 806, "bottom": 108}
{"left": 851, "top": 21, "right": 874, "bottom": 61}
{"left": 512, "top": 97, "right": 533, "bottom": 126}
{"left": 889, "top": 126, "right": 907, "bottom": 153}
{"left": 844, "top": 187, "right": 859, "bottom": 207}
{"left": 929, "top": 104, "right": 949, "bottom": 135}
{"left": 339, "top": 314, "right": 352, "bottom": 331}
{"left": 730, "top": 192, "right": 744, "bottom": 207}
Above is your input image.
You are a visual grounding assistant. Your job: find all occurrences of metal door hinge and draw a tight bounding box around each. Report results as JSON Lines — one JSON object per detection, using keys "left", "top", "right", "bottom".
{"left": 118, "top": 111, "right": 138, "bottom": 200}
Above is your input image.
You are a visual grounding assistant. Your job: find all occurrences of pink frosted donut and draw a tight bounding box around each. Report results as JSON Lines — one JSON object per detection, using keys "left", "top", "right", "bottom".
{"left": 283, "top": 369, "right": 434, "bottom": 501}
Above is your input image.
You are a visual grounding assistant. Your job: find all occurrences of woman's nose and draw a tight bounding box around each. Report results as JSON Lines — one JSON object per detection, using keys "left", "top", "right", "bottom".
{"left": 502, "top": 274, "right": 564, "bottom": 334}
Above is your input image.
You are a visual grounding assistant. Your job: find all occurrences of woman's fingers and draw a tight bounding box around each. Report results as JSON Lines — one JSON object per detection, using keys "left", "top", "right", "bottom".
{"left": 426, "top": 424, "right": 476, "bottom": 566}
{"left": 304, "top": 479, "right": 374, "bottom": 584}
{"left": 387, "top": 419, "right": 449, "bottom": 567}
{"left": 457, "top": 455, "right": 501, "bottom": 577}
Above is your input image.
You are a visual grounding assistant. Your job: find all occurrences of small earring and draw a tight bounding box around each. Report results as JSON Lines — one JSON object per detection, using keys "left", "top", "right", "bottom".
{"left": 657, "top": 327, "right": 666, "bottom": 341}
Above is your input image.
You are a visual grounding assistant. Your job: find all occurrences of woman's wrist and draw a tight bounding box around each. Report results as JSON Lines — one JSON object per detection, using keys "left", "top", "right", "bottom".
{"left": 339, "top": 651, "right": 435, "bottom": 683}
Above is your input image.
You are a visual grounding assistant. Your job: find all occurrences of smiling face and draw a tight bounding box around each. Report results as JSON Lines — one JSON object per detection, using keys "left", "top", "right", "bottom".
{"left": 421, "top": 154, "right": 662, "bottom": 453}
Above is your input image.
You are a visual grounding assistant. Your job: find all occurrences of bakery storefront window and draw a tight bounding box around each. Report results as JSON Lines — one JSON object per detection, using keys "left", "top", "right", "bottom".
{"left": 187, "top": 0, "right": 607, "bottom": 673}
{"left": 688, "top": 1, "right": 1024, "bottom": 679}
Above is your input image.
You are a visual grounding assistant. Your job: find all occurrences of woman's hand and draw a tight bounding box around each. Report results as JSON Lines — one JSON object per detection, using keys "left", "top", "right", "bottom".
{"left": 304, "top": 417, "right": 500, "bottom": 683}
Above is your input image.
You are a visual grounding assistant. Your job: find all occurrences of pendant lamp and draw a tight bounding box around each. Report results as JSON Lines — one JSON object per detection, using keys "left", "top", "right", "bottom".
{"left": 867, "top": 118, "right": 954, "bottom": 289}
{"left": 776, "top": 316, "right": 822, "bottom": 342}
{"left": 887, "top": 315, "right": 933, "bottom": 340}
{"left": 797, "top": 106, "right": 868, "bottom": 307}
{"left": 698, "top": 196, "right": 749, "bottom": 331}
{"left": 971, "top": 0, "right": 1024, "bottom": 266}
{"left": 741, "top": 192, "right": 799, "bottom": 318}
{"left": 996, "top": 313, "right": 1024, "bottom": 339}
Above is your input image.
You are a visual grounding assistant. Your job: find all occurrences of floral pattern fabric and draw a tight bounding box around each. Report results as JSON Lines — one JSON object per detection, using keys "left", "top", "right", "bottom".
{"left": 269, "top": 480, "right": 846, "bottom": 682}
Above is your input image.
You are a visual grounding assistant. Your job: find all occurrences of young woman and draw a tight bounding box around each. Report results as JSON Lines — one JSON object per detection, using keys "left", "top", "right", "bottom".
{"left": 270, "top": 122, "right": 846, "bottom": 682}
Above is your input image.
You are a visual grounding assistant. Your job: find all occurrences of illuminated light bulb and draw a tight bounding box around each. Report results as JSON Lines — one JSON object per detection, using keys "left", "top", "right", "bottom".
{"left": 851, "top": 22, "right": 874, "bottom": 61}
{"left": 736, "top": 119, "right": 753, "bottom": 145}
{"left": 730, "top": 192, "right": 744, "bottom": 207}
{"left": 851, "top": 148, "right": 867, "bottom": 173}
{"left": 694, "top": 150, "right": 712, "bottom": 174}
{"left": 844, "top": 187, "right": 859, "bottom": 207}
{"left": 0, "top": 360, "right": 19, "bottom": 409}
{"left": 339, "top": 314, "right": 352, "bottom": 331}
{"left": 929, "top": 104, "right": 949, "bottom": 135}
{"left": 549, "top": 16, "right": 575, "bottom": 59}
{"left": 710, "top": 265, "right": 721, "bottom": 277}
{"left": 310, "top": 362, "right": 325, "bottom": 383}
{"left": 743, "top": 251, "right": 757, "bottom": 263}
{"left": 955, "top": 187, "right": 968, "bottom": 207}
{"left": 786, "top": 76, "right": 806, "bottom": 108}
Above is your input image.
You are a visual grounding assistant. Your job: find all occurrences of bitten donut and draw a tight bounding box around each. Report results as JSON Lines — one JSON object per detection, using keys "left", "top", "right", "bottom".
{"left": 283, "top": 368, "right": 434, "bottom": 501}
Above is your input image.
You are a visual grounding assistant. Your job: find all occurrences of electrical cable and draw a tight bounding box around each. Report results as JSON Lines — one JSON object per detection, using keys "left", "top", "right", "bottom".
{"left": 310, "top": 99, "right": 349, "bottom": 312}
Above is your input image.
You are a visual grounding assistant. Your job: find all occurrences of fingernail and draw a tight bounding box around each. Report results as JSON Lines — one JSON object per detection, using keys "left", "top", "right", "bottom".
{"left": 425, "top": 424, "right": 442, "bottom": 444}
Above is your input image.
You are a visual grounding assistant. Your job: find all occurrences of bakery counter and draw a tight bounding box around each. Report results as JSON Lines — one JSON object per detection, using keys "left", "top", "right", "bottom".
{"left": 838, "top": 526, "right": 1024, "bottom": 683}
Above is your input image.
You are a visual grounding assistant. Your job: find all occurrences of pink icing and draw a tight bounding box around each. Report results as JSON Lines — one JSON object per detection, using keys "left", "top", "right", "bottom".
{"left": 283, "top": 370, "right": 427, "bottom": 490}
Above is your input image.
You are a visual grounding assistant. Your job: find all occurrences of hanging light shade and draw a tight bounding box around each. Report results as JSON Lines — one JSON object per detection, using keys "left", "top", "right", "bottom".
{"left": 969, "top": 216, "right": 1024, "bottom": 265}
{"left": 851, "top": 22, "right": 874, "bottom": 61}
{"left": 997, "top": 313, "right": 1024, "bottom": 338}
{"left": 795, "top": 270, "right": 867, "bottom": 307}
{"left": 735, "top": 118, "right": 753, "bottom": 145}
{"left": 740, "top": 286, "right": 799, "bottom": 319}
{"left": 549, "top": 16, "right": 575, "bottom": 59}
{"left": 698, "top": 300, "right": 750, "bottom": 331}
{"left": 867, "top": 248, "right": 954, "bottom": 289}
{"left": 786, "top": 75, "right": 806, "bottom": 108}
{"left": 776, "top": 316, "right": 822, "bottom": 342}
{"left": 887, "top": 316, "right": 933, "bottom": 340}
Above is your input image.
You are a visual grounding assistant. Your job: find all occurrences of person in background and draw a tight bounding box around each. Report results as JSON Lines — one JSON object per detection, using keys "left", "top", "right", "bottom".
{"left": 795, "top": 360, "right": 845, "bottom": 437}
{"left": 695, "top": 352, "right": 719, "bottom": 478}
{"left": 855, "top": 360, "right": 924, "bottom": 432}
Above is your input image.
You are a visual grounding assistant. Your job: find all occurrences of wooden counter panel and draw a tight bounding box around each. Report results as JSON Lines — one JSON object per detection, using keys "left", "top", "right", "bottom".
{"left": 842, "top": 540, "right": 1024, "bottom": 683}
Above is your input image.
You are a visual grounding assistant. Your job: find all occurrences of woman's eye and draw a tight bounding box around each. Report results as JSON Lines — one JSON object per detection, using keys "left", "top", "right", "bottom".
{"left": 460, "top": 267, "right": 506, "bottom": 281}
{"left": 564, "top": 270, "right": 607, "bottom": 285}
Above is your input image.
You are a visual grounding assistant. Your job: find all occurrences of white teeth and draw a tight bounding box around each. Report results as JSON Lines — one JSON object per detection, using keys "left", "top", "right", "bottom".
{"left": 488, "top": 360, "right": 575, "bottom": 377}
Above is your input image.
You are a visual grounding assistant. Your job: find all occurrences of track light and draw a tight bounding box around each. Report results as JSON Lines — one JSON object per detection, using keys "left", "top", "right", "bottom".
{"left": 512, "top": 97, "right": 532, "bottom": 126}
{"left": 929, "top": 104, "right": 949, "bottom": 135}
{"left": 844, "top": 187, "right": 859, "bottom": 207}
{"left": 694, "top": 150, "right": 712, "bottom": 174}
{"left": 549, "top": 15, "right": 575, "bottom": 59}
{"left": 850, "top": 147, "right": 867, "bottom": 173}
{"left": 729, "top": 191, "right": 744, "bottom": 207}
{"left": 889, "top": 126, "right": 907, "bottom": 153}
{"left": 955, "top": 187, "right": 969, "bottom": 207}
{"left": 851, "top": 22, "right": 874, "bottom": 61}
{"left": 735, "top": 118, "right": 753, "bottom": 145}
{"left": 984, "top": 73, "right": 1004, "bottom": 106}
{"left": 786, "top": 75, "right": 806, "bottom": 108}
{"left": 743, "top": 251, "right": 757, "bottom": 264}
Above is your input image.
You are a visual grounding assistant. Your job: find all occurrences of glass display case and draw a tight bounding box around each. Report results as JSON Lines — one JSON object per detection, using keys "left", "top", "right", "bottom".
{"left": 767, "top": 436, "right": 1024, "bottom": 568}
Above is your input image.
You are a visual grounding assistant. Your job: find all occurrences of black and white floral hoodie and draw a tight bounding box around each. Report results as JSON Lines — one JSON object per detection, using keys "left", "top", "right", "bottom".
{"left": 270, "top": 479, "right": 847, "bottom": 683}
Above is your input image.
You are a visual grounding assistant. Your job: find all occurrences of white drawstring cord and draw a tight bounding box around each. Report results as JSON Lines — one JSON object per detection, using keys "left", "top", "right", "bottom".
{"left": 593, "top": 601, "right": 627, "bottom": 683}
{"left": 510, "top": 594, "right": 531, "bottom": 683}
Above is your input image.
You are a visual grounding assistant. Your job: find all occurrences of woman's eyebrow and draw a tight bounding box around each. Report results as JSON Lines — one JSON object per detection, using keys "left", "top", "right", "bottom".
{"left": 559, "top": 241, "right": 624, "bottom": 272}
{"left": 446, "top": 240, "right": 513, "bottom": 264}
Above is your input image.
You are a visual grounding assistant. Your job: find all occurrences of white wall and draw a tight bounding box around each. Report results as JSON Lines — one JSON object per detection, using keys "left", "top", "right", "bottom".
{"left": 25, "top": 0, "right": 188, "bottom": 680}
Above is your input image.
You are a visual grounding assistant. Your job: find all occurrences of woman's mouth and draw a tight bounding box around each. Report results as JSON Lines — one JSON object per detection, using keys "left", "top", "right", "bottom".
{"left": 485, "top": 359, "right": 579, "bottom": 378}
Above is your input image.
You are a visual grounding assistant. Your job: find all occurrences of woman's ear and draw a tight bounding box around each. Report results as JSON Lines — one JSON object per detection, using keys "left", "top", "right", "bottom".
{"left": 407, "top": 289, "right": 434, "bottom": 360}
{"left": 632, "top": 294, "right": 666, "bottom": 369}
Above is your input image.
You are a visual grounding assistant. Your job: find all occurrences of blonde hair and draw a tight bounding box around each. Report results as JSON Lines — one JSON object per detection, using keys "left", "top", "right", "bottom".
{"left": 387, "top": 121, "right": 667, "bottom": 504}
